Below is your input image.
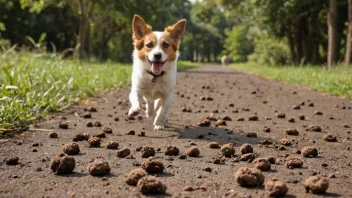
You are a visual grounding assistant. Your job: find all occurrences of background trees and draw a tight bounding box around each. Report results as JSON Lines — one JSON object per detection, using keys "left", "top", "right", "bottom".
{"left": 0, "top": 0, "right": 351, "bottom": 66}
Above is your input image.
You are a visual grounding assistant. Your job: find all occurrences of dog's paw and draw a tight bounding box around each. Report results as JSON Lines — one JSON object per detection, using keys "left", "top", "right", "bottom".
{"left": 154, "top": 124, "right": 165, "bottom": 130}
{"left": 145, "top": 111, "right": 155, "bottom": 119}
{"left": 128, "top": 107, "right": 140, "bottom": 116}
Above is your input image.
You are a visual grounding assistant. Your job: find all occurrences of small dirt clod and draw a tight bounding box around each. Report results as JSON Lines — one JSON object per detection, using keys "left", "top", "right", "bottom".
{"left": 141, "top": 157, "right": 164, "bottom": 173}
{"left": 248, "top": 114, "right": 259, "bottom": 121}
{"left": 220, "top": 143, "right": 235, "bottom": 157}
{"left": 292, "top": 105, "right": 300, "bottom": 110}
{"left": 5, "top": 157, "right": 19, "bottom": 166}
{"left": 103, "top": 127, "right": 113, "bottom": 134}
{"left": 240, "top": 143, "right": 253, "bottom": 154}
{"left": 137, "top": 176, "right": 167, "bottom": 195}
{"left": 288, "top": 117, "right": 295, "bottom": 122}
{"left": 62, "top": 142, "right": 80, "bottom": 155}
{"left": 184, "top": 186, "right": 194, "bottom": 191}
{"left": 246, "top": 132, "right": 257, "bottom": 137}
{"left": 237, "top": 117, "right": 245, "bottom": 121}
{"left": 208, "top": 142, "right": 220, "bottom": 149}
{"left": 106, "top": 141, "right": 119, "bottom": 149}
{"left": 322, "top": 134, "right": 337, "bottom": 142}
{"left": 88, "top": 107, "right": 97, "bottom": 112}
{"left": 126, "top": 130, "right": 136, "bottom": 135}
{"left": 49, "top": 153, "right": 75, "bottom": 174}
{"left": 304, "top": 176, "right": 329, "bottom": 194}
{"left": 87, "top": 159, "right": 110, "bottom": 176}
{"left": 285, "top": 157, "right": 303, "bottom": 169}
{"left": 277, "top": 113, "right": 286, "bottom": 118}
{"left": 215, "top": 119, "right": 226, "bottom": 126}
{"left": 73, "top": 132, "right": 90, "bottom": 141}
{"left": 314, "top": 110, "right": 323, "bottom": 115}
{"left": 86, "top": 122, "right": 93, "bottom": 127}
{"left": 87, "top": 137, "right": 101, "bottom": 147}
{"left": 185, "top": 146, "right": 200, "bottom": 157}
{"left": 49, "top": 132, "right": 58, "bottom": 138}
{"left": 197, "top": 119, "right": 211, "bottom": 127}
{"left": 279, "top": 138, "right": 292, "bottom": 146}
{"left": 234, "top": 167, "right": 265, "bottom": 187}
{"left": 141, "top": 146, "right": 155, "bottom": 158}
{"left": 308, "top": 125, "right": 322, "bottom": 132}
{"left": 266, "top": 156, "right": 276, "bottom": 164}
{"left": 301, "top": 146, "right": 318, "bottom": 158}
{"left": 265, "top": 179, "right": 289, "bottom": 197}
{"left": 164, "top": 146, "right": 179, "bottom": 156}
{"left": 93, "top": 132, "right": 106, "bottom": 138}
{"left": 285, "top": 128, "right": 299, "bottom": 136}
{"left": 298, "top": 114, "right": 305, "bottom": 120}
{"left": 124, "top": 168, "right": 148, "bottom": 186}
{"left": 83, "top": 113, "right": 91, "bottom": 118}
{"left": 252, "top": 158, "right": 271, "bottom": 171}
{"left": 240, "top": 153, "right": 256, "bottom": 162}
{"left": 93, "top": 121, "right": 102, "bottom": 127}
{"left": 59, "top": 121, "right": 68, "bottom": 129}
{"left": 117, "top": 148, "right": 131, "bottom": 158}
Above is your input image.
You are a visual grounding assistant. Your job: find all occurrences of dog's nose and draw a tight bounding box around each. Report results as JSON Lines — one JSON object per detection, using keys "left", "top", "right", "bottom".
{"left": 154, "top": 53, "right": 162, "bottom": 60}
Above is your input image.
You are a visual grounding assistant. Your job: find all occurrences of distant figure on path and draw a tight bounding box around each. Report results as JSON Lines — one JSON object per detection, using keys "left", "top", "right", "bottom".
{"left": 221, "top": 55, "right": 229, "bottom": 67}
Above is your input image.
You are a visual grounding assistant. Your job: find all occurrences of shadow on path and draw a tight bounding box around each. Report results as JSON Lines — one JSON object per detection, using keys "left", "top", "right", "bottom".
{"left": 178, "top": 65, "right": 244, "bottom": 75}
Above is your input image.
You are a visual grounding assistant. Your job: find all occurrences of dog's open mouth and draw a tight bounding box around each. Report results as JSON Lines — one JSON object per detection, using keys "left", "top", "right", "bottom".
{"left": 147, "top": 58, "right": 167, "bottom": 75}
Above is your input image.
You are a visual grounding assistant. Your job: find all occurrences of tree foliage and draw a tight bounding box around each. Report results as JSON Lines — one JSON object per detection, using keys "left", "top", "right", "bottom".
{"left": 0, "top": 0, "right": 351, "bottom": 66}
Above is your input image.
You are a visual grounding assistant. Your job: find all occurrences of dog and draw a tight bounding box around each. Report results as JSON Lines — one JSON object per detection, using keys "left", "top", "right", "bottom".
{"left": 221, "top": 55, "right": 229, "bottom": 67}
{"left": 128, "top": 15, "right": 186, "bottom": 130}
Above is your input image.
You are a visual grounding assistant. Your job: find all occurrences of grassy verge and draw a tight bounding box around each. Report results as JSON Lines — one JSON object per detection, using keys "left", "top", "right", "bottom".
{"left": 0, "top": 51, "right": 201, "bottom": 136}
{"left": 178, "top": 61, "right": 203, "bottom": 71}
{"left": 230, "top": 62, "right": 352, "bottom": 99}
{"left": 0, "top": 52, "right": 131, "bottom": 135}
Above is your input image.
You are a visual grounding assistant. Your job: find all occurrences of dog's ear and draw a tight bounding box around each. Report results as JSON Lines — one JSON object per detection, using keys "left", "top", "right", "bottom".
{"left": 132, "top": 15, "right": 152, "bottom": 40}
{"left": 164, "top": 19, "right": 186, "bottom": 43}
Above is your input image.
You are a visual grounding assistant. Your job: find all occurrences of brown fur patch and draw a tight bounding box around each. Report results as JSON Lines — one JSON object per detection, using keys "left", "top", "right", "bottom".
{"left": 164, "top": 19, "right": 186, "bottom": 44}
{"left": 136, "top": 33, "right": 157, "bottom": 60}
{"left": 161, "top": 35, "right": 178, "bottom": 62}
{"left": 132, "top": 15, "right": 152, "bottom": 40}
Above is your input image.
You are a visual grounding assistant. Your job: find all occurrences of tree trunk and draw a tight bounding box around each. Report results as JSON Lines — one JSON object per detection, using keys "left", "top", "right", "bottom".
{"left": 328, "top": 0, "right": 337, "bottom": 68}
{"left": 345, "top": 0, "right": 352, "bottom": 66}
{"left": 77, "top": 0, "right": 87, "bottom": 60}
{"left": 287, "top": 26, "right": 297, "bottom": 65}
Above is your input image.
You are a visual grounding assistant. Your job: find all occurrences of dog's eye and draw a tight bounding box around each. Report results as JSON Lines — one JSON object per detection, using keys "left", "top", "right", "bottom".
{"left": 146, "top": 43, "right": 153, "bottom": 48}
{"left": 163, "top": 42, "right": 169, "bottom": 48}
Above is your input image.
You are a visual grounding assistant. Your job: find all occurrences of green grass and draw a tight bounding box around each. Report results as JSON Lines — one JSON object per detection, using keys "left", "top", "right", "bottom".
{"left": 0, "top": 51, "right": 201, "bottom": 136}
{"left": 0, "top": 52, "right": 132, "bottom": 135}
{"left": 230, "top": 62, "right": 352, "bottom": 99}
{"left": 178, "top": 61, "right": 203, "bottom": 71}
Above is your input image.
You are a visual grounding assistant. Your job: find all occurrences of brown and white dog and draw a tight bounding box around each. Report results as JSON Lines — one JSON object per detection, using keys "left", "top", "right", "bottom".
{"left": 128, "top": 15, "right": 186, "bottom": 130}
{"left": 221, "top": 55, "right": 229, "bottom": 67}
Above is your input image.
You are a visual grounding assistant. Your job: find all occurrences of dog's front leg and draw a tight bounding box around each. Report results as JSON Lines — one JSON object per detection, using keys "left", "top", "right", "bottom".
{"left": 153, "top": 94, "right": 173, "bottom": 130}
{"left": 144, "top": 96, "right": 155, "bottom": 119}
{"left": 128, "top": 90, "right": 141, "bottom": 116}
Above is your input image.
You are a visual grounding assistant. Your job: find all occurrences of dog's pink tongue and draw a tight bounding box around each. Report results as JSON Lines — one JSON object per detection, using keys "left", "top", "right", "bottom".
{"left": 152, "top": 62, "right": 162, "bottom": 74}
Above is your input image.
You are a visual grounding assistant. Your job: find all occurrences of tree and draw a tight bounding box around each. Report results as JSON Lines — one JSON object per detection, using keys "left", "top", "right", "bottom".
{"left": 223, "top": 23, "right": 253, "bottom": 62}
{"left": 220, "top": 0, "right": 329, "bottom": 65}
{"left": 328, "top": 0, "right": 338, "bottom": 68}
{"left": 189, "top": 0, "right": 230, "bottom": 62}
{"left": 345, "top": 0, "right": 352, "bottom": 66}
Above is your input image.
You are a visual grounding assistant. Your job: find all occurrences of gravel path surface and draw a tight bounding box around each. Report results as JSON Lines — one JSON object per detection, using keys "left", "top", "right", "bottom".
{"left": 1, "top": 65, "right": 351, "bottom": 197}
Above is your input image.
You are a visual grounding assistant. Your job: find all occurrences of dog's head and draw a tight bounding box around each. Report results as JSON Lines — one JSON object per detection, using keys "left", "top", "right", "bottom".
{"left": 132, "top": 15, "right": 186, "bottom": 75}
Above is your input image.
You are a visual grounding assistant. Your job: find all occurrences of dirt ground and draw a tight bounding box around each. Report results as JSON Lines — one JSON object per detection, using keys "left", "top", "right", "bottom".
{"left": 0, "top": 65, "right": 351, "bottom": 198}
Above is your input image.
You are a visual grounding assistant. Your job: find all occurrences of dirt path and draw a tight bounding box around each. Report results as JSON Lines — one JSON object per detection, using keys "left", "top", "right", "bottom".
{"left": 1, "top": 65, "right": 351, "bottom": 198}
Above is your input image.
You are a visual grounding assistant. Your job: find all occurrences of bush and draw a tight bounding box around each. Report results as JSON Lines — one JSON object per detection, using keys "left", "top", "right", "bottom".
{"left": 223, "top": 23, "right": 254, "bottom": 62}
{"left": 248, "top": 36, "right": 291, "bottom": 66}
